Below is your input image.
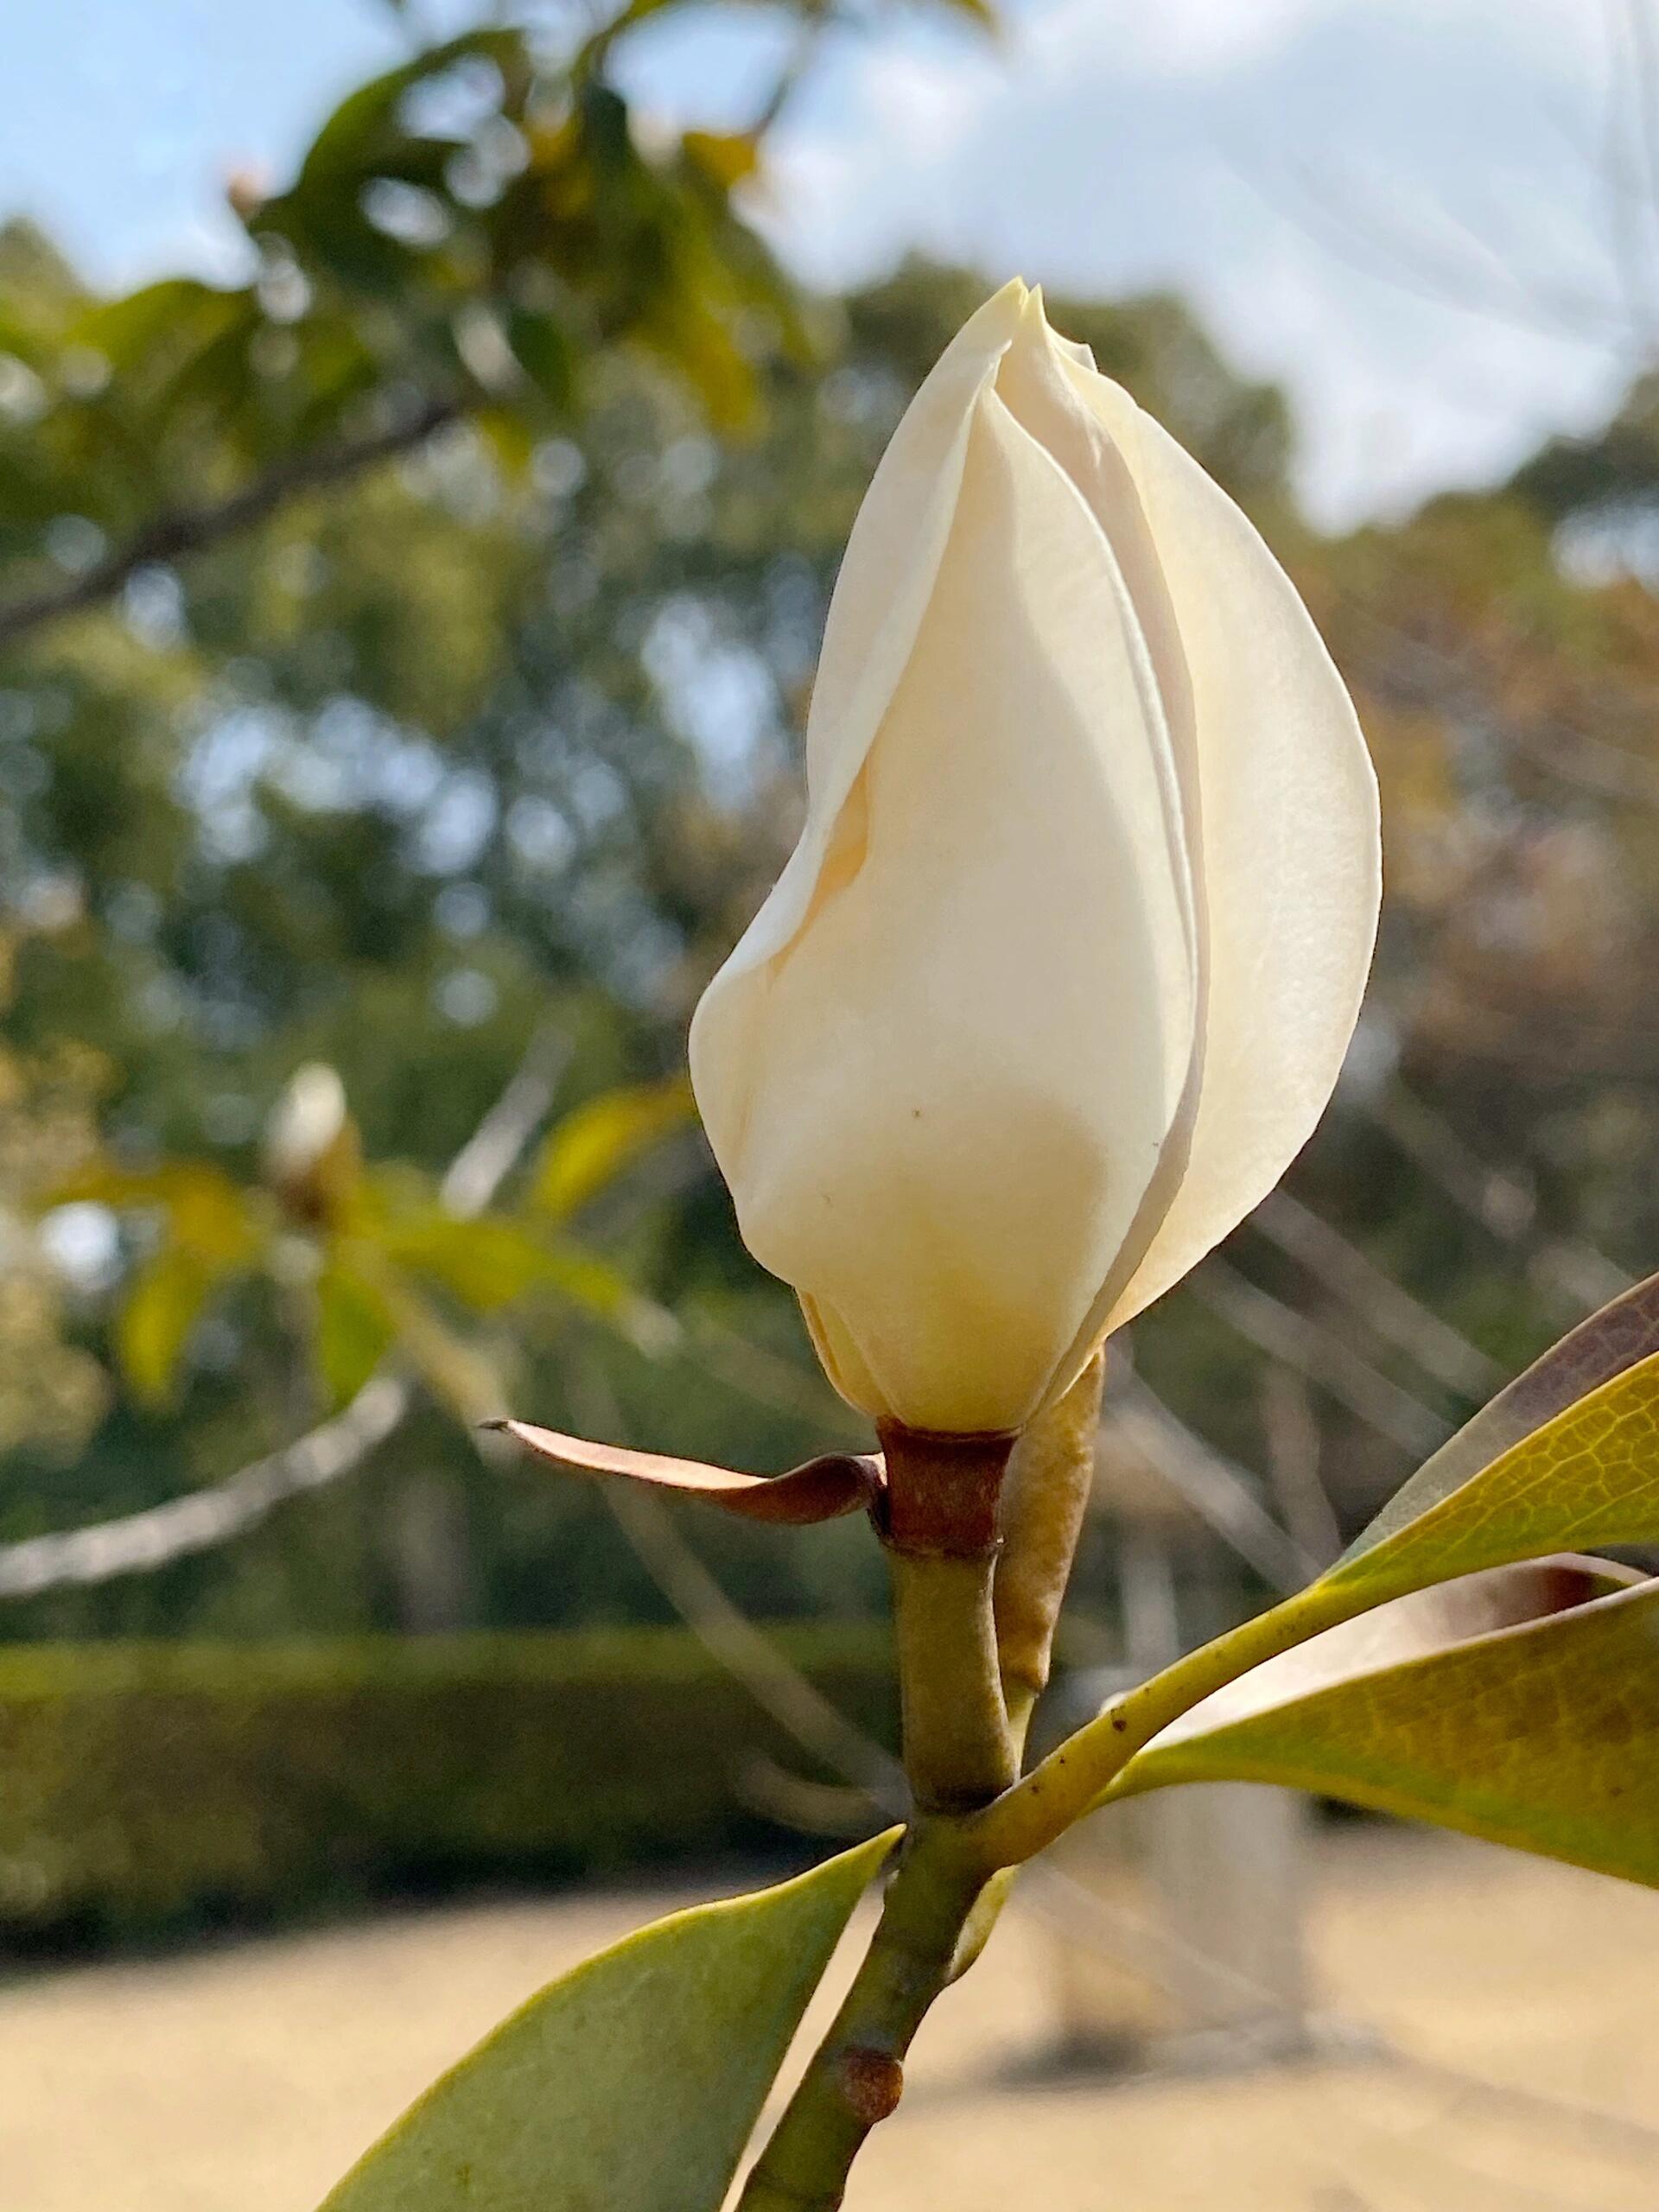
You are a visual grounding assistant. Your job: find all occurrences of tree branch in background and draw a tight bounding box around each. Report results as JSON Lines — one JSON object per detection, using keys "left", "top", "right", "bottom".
{"left": 0, "top": 1373, "right": 410, "bottom": 1599}
{"left": 1192, "top": 1255, "right": 1452, "bottom": 1459}
{"left": 1252, "top": 1188, "right": 1503, "bottom": 1400}
{"left": 1108, "top": 1369, "right": 1319, "bottom": 1594}
{"left": 0, "top": 392, "right": 461, "bottom": 655}
{"left": 0, "top": 1020, "right": 562, "bottom": 1598}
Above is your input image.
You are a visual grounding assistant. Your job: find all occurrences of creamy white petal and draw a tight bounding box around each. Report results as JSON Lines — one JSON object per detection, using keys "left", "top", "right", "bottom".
{"left": 1065, "top": 361, "right": 1381, "bottom": 1332}
{"left": 690, "top": 284, "right": 1376, "bottom": 1436}
{"left": 992, "top": 300, "right": 1212, "bottom": 1395}
{"left": 805, "top": 278, "right": 1031, "bottom": 791}
{"left": 690, "top": 281, "right": 1026, "bottom": 1185}
{"left": 693, "top": 384, "right": 1195, "bottom": 1432}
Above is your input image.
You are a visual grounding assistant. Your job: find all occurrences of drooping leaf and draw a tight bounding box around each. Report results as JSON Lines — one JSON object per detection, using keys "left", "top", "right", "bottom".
{"left": 1342, "top": 1268, "right": 1659, "bottom": 1566}
{"left": 50, "top": 1160, "right": 259, "bottom": 1265}
{"left": 533, "top": 1076, "right": 695, "bottom": 1221}
{"left": 117, "top": 1244, "right": 219, "bottom": 1406}
{"left": 492, "top": 1419, "right": 884, "bottom": 1526}
{"left": 314, "top": 1260, "right": 399, "bottom": 1408}
{"left": 378, "top": 1209, "right": 663, "bottom": 1339}
{"left": 381, "top": 1211, "right": 573, "bottom": 1312}
{"left": 1110, "top": 1559, "right": 1659, "bottom": 1886}
{"left": 317, "top": 1827, "right": 898, "bottom": 2212}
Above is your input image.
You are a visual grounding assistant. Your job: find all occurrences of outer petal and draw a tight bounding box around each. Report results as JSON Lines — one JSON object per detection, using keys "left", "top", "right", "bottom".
{"left": 991, "top": 298, "right": 1211, "bottom": 1394}
{"left": 692, "top": 383, "right": 1195, "bottom": 1433}
{"left": 690, "top": 281, "right": 1027, "bottom": 1185}
{"left": 1069, "top": 361, "right": 1381, "bottom": 1334}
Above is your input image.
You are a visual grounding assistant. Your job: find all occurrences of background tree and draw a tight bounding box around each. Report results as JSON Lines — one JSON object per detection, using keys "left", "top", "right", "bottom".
{"left": 5, "top": 1, "right": 1659, "bottom": 1667}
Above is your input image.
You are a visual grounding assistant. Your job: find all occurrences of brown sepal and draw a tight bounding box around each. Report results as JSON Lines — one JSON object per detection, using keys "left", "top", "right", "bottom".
{"left": 875, "top": 1422, "right": 1018, "bottom": 1560}
{"left": 486, "top": 1420, "right": 885, "bottom": 1526}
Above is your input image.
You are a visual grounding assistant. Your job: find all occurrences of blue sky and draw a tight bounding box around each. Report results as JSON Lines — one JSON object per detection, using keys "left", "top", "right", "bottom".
{"left": 3, "top": 0, "right": 1645, "bottom": 524}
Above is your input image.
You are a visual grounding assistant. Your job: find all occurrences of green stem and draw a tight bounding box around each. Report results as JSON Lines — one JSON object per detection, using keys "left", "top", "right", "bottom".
{"left": 737, "top": 1429, "right": 1018, "bottom": 2208}
{"left": 964, "top": 1579, "right": 1358, "bottom": 1868}
{"left": 735, "top": 1822, "right": 987, "bottom": 2212}
{"left": 888, "top": 1547, "right": 1018, "bottom": 1813}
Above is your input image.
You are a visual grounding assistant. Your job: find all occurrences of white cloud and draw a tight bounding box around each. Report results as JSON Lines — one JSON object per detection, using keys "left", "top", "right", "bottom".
{"left": 765, "top": 0, "right": 1637, "bottom": 524}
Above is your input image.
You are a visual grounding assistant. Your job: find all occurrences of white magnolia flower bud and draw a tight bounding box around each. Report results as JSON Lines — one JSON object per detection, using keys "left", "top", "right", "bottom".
{"left": 263, "top": 1063, "right": 359, "bottom": 1226}
{"left": 264, "top": 1063, "right": 349, "bottom": 1185}
{"left": 690, "top": 280, "right": 1380, "bottom": 1436}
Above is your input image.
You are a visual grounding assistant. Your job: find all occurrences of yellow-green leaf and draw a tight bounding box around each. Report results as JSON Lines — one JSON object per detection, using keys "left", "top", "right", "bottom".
{"left": 377, "top": 1211, "right": 662, "bottom": 1340}
{"left": 380, "top": 1212, "right": 563, "bottom": 1313}
{"left": 534, "top": 1077, "right": 694, "bottom": 1222}
{"left": 117, "top": 1244, "right": 219, "bottom": 1406}
{"left": 1322, "top": 1344, "right": 1659, "bottom": 1609}
{"left": 970, "top": 1325, "right": 1659, "bottom": 1871}
{"left": 314, "top": 1261, "right": 398, "bottom": 1408}
{"left": 51, "top": 1159, "right": 259, "bottom": 1265}
{"left": 317, "top": 1828, "right": 897, "bottom": 2212}
{"left": 683, "top": 131, "right": 760, "bottom": 191}
{"left": 1341, "top": 1268, "right": 1659, "bottom": 1567}
{"left": 1112, "top": 1559, "right": 1659, "bottom": 1886}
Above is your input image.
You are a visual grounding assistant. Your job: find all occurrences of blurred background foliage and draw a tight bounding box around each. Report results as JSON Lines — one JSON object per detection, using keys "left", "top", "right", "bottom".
{"left": 3, "top": 0, "right": 1659, "bottom": 1698}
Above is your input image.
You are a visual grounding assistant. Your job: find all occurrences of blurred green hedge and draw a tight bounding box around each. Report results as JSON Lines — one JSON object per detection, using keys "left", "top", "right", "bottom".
{"left": 0, "top": 1624, "right": 895, "bottom": 1942}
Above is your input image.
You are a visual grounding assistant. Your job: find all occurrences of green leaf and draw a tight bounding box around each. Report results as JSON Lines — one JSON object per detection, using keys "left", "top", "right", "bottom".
{"left": 314, "top": 1260, "right": 399, "bottom": 1407}
{"left": 117, "top": 1244, "right": 219, "bottom": 1406}
{"left": 378, "top": 1211, "right": 653, "bottom": 1333}
{"left": 293, "top": 30, "right": 524, "bottom": 193}
{"left": 51, "top": 1160, "right": 259, "bottom": 1265}
{"left": 1112, "top": 1558, "right": 1659, "bottom": 1886}
{"left": 978, "top": 1315, "right": 1659, "bottom": 1868}
{"left": 1321, "top": 1343, "right": 1659, "bottom": 1608}
{"left": 505, "top": 308, "right": 575, "bottom": 411}
{"left": 317, "top": 1827, "right": 898, "bottom": 2212}
{"left": 534, "top": 1077, "right": 694, "bottom": 1221}
{"left": 1341, "top": 1268, "right": 1659, "bottom": 1567}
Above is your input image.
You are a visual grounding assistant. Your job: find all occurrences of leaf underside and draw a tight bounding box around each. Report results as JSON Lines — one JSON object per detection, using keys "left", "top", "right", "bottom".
{"left": 1119, "top": 1559, "right": 1659, "bottom": 1887}
{"left": 318, "top": 1828, "right": 898, "bottom": 2212}
{"left": 1342, "top": 1267, "right": 1659, "bottom": 1567}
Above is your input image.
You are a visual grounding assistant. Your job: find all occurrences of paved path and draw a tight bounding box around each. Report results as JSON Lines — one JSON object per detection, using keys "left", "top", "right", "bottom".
{"left": 5, "top": 1824, "right": 1659, "bottom": 2210}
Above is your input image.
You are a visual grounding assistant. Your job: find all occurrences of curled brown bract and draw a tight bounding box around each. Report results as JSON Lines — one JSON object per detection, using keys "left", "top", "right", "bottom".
{"left": 486, "top": 1419, "right": 885, "bottom": 1526}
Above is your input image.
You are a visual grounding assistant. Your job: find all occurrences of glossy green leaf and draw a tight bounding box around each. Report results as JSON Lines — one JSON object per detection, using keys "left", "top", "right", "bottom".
{"left": 983, "top": 1324, "right": 1659, "bottom": 1868}
{"left": 318, "top": 1827, "right": 898, "bottom": 2212}
{"left": 534, "top": 1077, "right": 694, "bottom": 1221}
{"left": 291, "top": 30, "right": 524, "bottom": 194}
{"left": 505, "top": 308, "right": 575, "bottom": 410}
{"left": 1113, "top": 1559, "right": 1659, "bottom": 1885}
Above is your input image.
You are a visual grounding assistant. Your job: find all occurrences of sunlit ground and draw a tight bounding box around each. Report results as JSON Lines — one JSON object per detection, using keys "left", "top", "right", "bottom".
{"left": 8, "top": 1821, "right": 1659, "bottom": 2212}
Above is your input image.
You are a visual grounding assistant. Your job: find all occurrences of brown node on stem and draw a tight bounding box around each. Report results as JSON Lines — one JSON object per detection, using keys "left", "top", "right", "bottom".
{"left": 874, "top": 1423, "right": 1018, "bottom": 1560}
{"left": 836, "top": 2045, "right": 905, "bottom": 2126}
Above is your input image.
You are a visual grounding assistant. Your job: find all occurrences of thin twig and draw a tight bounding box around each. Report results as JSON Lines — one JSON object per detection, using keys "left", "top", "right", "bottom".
{"left": 1192, "top": 1259, "right": 1452, "bottom": 1459}
{"left": 1252, "top": 1190, "right": 1503, "bottom": 1401}
{"left": 1259, "top": 1363, "right": 1344, "bottom": 1572}
{"left": 0, "top": 1374, "right": 411, "bottom": 1598}
{"left": 0, "top": 392, "right": 461, "bottom": 654}
{"left": 1105, "top": 1371, "right": 1318, "bottom": 1594}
